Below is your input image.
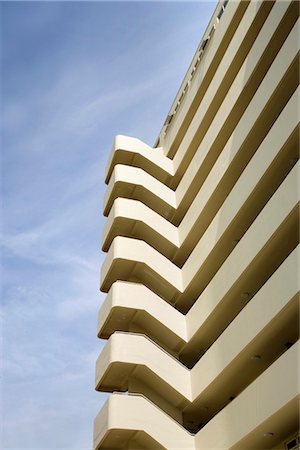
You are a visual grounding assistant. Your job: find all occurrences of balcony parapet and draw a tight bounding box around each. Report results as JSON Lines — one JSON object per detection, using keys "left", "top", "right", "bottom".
{"left": 103, "top": 164, "right": 176, "bottom": 219}
{"left": 101, "top": 165, "right": 299, "bottom": 311}
{"left": 93, "top": 393, "right": 195, "bottom": 450}
{"left": 98, "top": 244, "right": 299, "bottom": 362}
{"left": 102, "top": 90, "right": 299, "bottom": 272}
{"left": 96, "top": 254, "right": 299, "bottom": 419}
{"left": 94, "top": 343, "right": 299, "bottom": 449}
{"left": 105, "top": 135, "right": 173, "bottom": 185}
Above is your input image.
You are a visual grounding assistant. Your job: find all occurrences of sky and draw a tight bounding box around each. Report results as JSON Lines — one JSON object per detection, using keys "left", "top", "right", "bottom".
{"left": 1, "top": 1, "right": 217, "bottom": 448}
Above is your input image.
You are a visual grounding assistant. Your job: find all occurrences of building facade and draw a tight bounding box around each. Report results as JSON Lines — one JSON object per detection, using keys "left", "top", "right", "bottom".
{"left": 94, "top": 1, "right": 299, "bottom": 449}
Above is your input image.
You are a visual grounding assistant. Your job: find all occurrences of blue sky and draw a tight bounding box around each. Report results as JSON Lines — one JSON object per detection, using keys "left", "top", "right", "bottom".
{"left": 1, "top": 1, "right": 217, "bottom": 448}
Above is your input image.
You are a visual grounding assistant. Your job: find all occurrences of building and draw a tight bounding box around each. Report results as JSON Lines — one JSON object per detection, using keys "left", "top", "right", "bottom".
{"left": 94, "top": 1, "right": 299, "bottom": 449}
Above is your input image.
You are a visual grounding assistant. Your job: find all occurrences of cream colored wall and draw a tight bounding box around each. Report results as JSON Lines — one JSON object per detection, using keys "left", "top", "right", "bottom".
{"left": 96, "top": 246, "right": 299, "bottom": 410}
{"left": 195, "top": 343, "right": 300, "bottom": 450}
{"left": 94, "top": 0, "right": 299, "bottom": 448}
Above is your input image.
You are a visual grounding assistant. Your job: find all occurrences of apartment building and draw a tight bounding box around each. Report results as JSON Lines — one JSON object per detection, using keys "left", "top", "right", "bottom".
{"left": 94, "top": 1, "right": 300, "bottom": 449}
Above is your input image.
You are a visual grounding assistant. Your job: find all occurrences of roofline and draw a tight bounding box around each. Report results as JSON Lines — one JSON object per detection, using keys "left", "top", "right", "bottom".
{"left": 154, "top": 0, "right": 227, "bottom": 148}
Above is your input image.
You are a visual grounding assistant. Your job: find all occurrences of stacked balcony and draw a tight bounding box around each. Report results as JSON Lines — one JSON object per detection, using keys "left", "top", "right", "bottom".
{"left": 94, "top": 1, "right": 299, "bottom": 449}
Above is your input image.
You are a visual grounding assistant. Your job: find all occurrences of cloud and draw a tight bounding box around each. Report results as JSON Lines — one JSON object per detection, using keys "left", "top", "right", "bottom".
{"left": 1, "top": 217, "right": 102, "bottom": 275}
{"left": 1, "top": 268, "right": 106, "bottom": 448}
{"left": 1, "top": 1, "right": 218, "bottom": 448}
{"left": 57, "top": 295, "right": 103, "bottom": 321}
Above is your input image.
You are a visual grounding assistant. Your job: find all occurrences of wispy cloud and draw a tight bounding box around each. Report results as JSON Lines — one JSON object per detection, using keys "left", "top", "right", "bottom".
{"left": 2, "top": 1, "right": 217, "bottom": 448}
{"left": 2, "top": 197, "right": 102, "bottom": 272}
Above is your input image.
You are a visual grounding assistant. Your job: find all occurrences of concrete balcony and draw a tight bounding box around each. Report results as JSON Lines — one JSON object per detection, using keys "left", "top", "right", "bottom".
{"left": 98, "top": 245, "right": 299, "bottom": 361}
{"left": 93, "top": 393, "right": 195, "bottom": 450}
{"left": 95, "top": 0, "right": 299, "bottom": 447}
{"left": 101, "top": 165, "right": 299, "bottom": 311}
{"left": 96, "top": 247, "right": 299, "bottom": 426}
{"left": 102, "top": 89, "right": 299, "bottom": 269}
{"left": 94, "top": 343, "right": 299, "bottom": 449}
{"left": 105, "top": 135, "right": 173, "bottom": 185}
